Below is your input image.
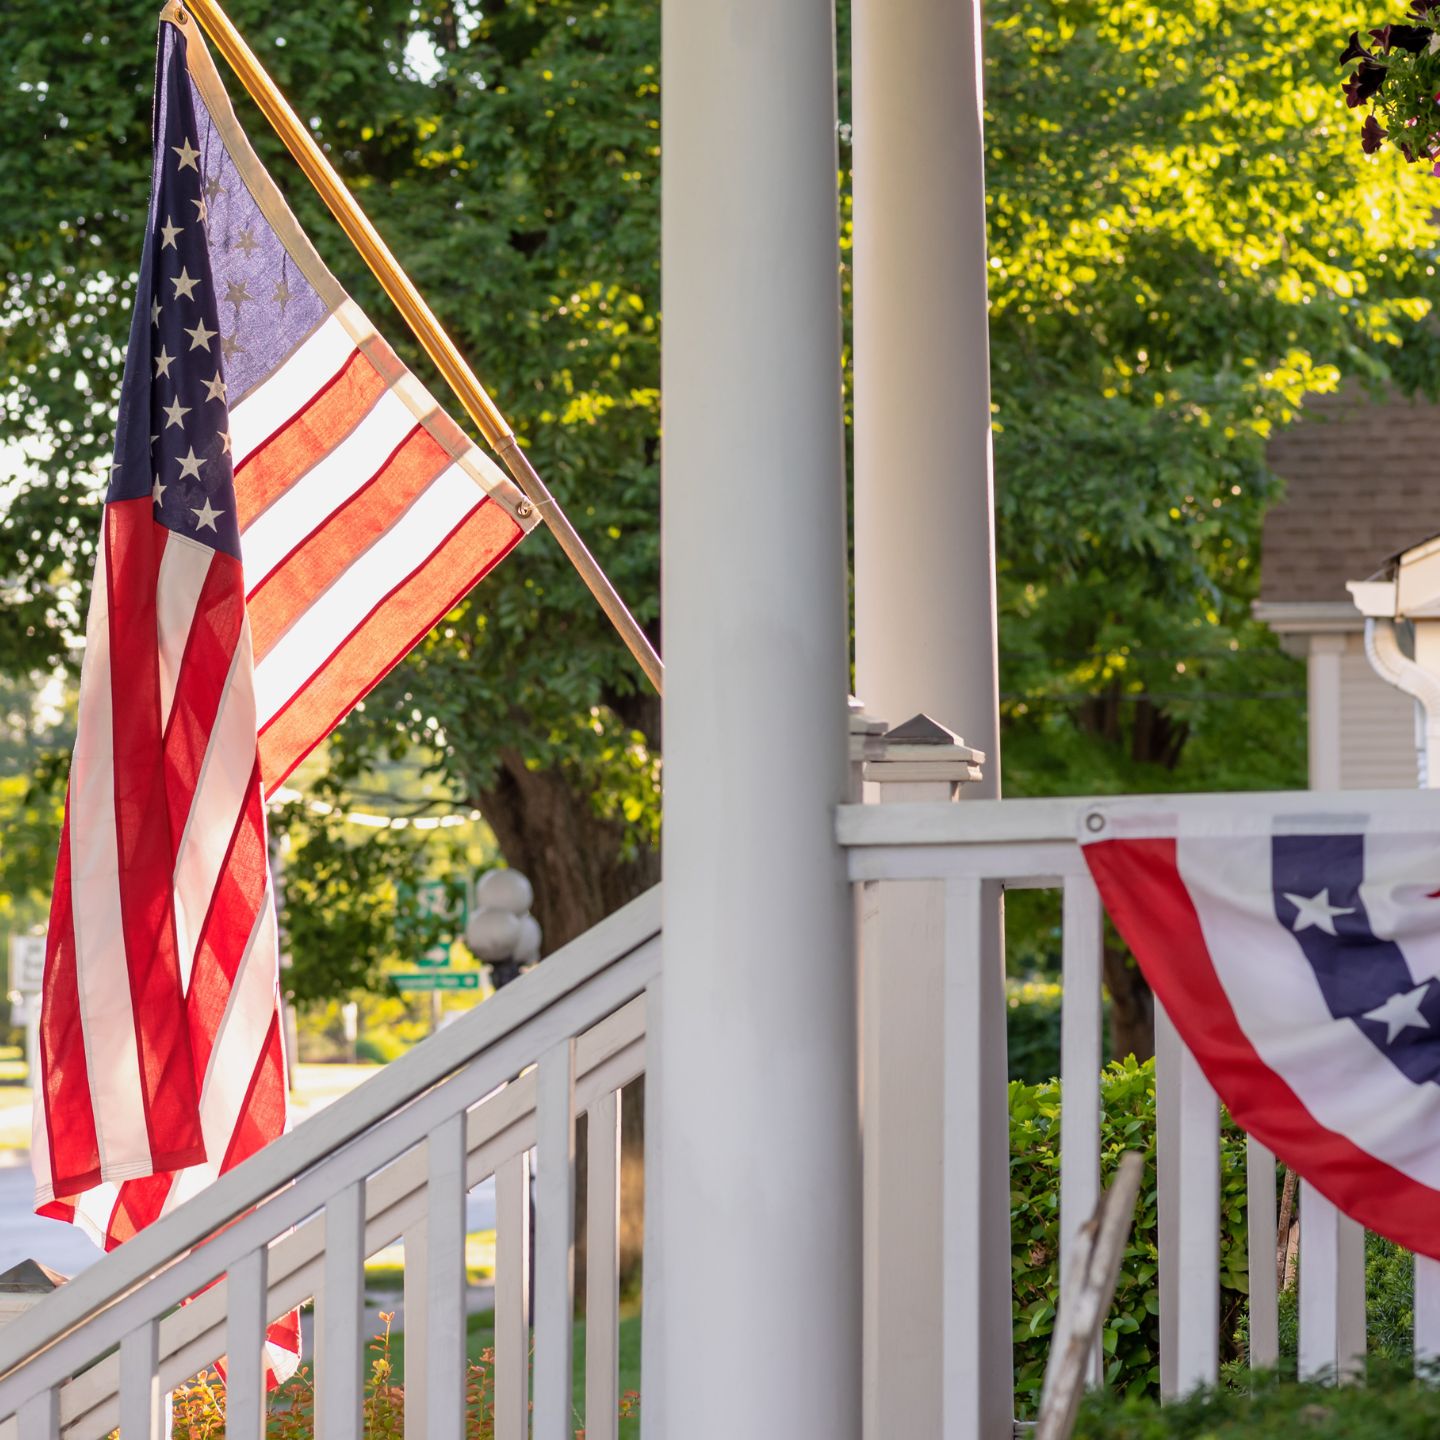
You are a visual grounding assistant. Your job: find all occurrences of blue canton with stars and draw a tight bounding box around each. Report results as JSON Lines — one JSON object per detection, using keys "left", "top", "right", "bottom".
{"left": 1274, "top": 834, "right": 1440, "bottom": 1086}
{"left": 109, "top": 27, "right": 240, "bottom": 560}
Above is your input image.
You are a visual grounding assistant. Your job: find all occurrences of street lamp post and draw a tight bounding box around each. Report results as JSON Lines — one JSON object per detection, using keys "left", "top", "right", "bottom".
{"left": 465, "top": 869, "right": 542, "bottom": 990}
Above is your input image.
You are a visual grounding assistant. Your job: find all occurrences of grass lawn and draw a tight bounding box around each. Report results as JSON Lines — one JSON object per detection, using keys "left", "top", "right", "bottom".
{"left": 383, "top": 1304, "right": 642, "bottom": 1438}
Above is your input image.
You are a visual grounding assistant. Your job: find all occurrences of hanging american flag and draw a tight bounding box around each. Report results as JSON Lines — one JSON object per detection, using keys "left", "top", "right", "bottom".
{"left": 1082, "top": 799, "right": 1440, "bottom": 1257}
{"left": 33, "top": 8, "right": 535, "bottom": 1371}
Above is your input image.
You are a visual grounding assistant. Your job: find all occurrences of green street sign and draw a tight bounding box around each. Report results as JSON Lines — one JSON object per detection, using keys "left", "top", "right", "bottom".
{"left": 392, "top": 971, "right": 481, "bottom": 992}
{"left": 417, "top": 943, "right": 452, "bottom": 969}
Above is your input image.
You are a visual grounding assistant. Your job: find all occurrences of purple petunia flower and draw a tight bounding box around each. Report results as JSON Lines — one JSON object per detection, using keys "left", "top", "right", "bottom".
{"left": 1362, "top": 113, "right": 1389, "bottom": 151}
{"left": 1342, "top": 59, "right": 1388, "bottom": 106}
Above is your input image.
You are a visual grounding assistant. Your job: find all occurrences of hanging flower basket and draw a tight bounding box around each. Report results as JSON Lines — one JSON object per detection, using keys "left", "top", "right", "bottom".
{"left": 1339, "top": 4, "right": 1440, "bottom": 165}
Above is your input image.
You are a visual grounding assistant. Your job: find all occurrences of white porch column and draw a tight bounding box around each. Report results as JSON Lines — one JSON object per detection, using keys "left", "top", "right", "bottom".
{"left": 659, "top": 3, "right": 859, "bottom": 1438}
{"left": 852, "top": 0, "right": 1001, "bottom": 795}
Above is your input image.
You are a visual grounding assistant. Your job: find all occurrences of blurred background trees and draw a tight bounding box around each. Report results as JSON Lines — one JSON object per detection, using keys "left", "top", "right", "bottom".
{"left": 3, "top": 0, "right": 1438, "bottom": 1053}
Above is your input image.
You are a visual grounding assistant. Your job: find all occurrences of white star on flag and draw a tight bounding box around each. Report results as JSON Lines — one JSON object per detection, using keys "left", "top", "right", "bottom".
{"left": 159, "top": 217, "right": 182, "bottom": 250}
{"left": 184, "top": 318, "right": 216, "bottom": 352}
{"left": 1363, "top": 982, "right": 1432, "bottom": 1044}
{"left": 172, "top": 136, "right": 201, "bottom": 171}
{"left": 1284, "top": 888, "right": 1356, "bottom": 936}
{"left": 190, "top": 497, "right": 222, "bottom": 532}
{"left": 176, "top": 446, "right": 205, "bottom": 481}
{"left": 172, "top": 267, "right": 201, "bottom": 301}
{"left": 202, "top": 372, "right": 226, "bottom": 403}
{"left": 151, "top": 476, "right": 166, "bottom": 506}
{"left": 162, "top": 396, "right": 189, "bottom": 430}
{"left": 153, "top": 346, "right": 175, "bottom": 380}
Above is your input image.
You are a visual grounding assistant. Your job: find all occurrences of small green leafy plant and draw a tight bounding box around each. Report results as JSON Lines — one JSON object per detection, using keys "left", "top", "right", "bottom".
{"left": 1009, "top": 1058, "right": 1253, "bottom": 1416}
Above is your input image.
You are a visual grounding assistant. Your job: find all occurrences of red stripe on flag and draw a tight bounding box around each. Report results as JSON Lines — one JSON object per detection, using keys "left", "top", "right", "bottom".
{"left": 187, "top": 768, "right": 267, "bottom": 1083}
{"left": 106, "top": 501, "right": 204, "bottom": 1174}
{"left": 234, "top": 349, "right": 383, "bottom": 529}
{"left": 258, "top": 499, "right": 524, "bottom": 792}
{"left": 163, "top": 550, "right": 246, "bottom": 861}
{"left": 39, "top": 801, "right": 101, "bottom": 1197}
{"left": 221, "top": 1012, "right": 286, "bottom": 1173}
{"left": 246, "top": 424, "right": 449, "bottom": 664}
{"left": 1084, "top": 836, "right": 1440, "bottom": 1258}
{"left": 105, "top": 1170, "right": 174, "bottom": 1250}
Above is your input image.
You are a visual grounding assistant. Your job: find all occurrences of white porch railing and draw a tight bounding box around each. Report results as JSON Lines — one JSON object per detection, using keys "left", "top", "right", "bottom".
{"left": 842, "top": 787, "right": 1440, "bottom": 1440}
{"left": 4, "top": 787, "right": 1432, "bottom": 1439}
{"left": 0, "top": 888, "right": 661, "bottom": 1440}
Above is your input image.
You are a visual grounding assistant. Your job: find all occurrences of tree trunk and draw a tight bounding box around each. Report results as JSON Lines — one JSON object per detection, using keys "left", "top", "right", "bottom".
{"left": 474, "top": 745, "right": 660, "bottom": 954}
{"left": 1103, "top": 935, "right": 1154, "bottom": 1062}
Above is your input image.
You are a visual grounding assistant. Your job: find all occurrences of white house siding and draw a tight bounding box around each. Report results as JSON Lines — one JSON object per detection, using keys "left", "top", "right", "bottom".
{"left": 1338, "top": 632, "right": 1419, "bottom": 790}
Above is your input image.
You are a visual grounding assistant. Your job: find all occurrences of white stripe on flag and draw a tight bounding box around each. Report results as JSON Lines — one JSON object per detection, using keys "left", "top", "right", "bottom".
{"left": 252, "top": 464, "right": 478, "bottom": 725}
{"left": 239, "top": 388, "right": 417, "bottom": 579}
{"left": 164, "top": 896, "right": 280, "bottom": 1217}
{"left": 68, "top": 541, "right": 150, "bottom": 1177}
{"left": 156, "top": 535, "right": 216, "bottom": 734}
{"left": 229, "top": 314, "right": 357, "bottom": 467}
{"left": 171, "top": 623, "right": 260, "bottom": 991}
{"left": 1179, "top": 831, "right": 1440, "bottom": 1189}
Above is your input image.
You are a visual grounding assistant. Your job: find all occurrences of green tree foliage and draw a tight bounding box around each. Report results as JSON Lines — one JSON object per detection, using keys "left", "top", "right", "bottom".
{"left": 985, "top": 0, "right": 1440, "bottom": 797}
{"left": 4, "top": 0, "right": 1439, "bottom": 996}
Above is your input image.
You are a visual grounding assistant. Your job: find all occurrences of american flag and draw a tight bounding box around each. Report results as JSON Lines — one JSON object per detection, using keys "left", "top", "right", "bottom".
{"left": 33, "top": 11, "right": 534, "bottom": 1370}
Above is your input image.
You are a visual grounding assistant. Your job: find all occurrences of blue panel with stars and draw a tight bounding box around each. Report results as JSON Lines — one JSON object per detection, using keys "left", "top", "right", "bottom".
{"left": 1274, "top": 834, "right": 1440, "bottom": 1085}
{"left": 109, "top": 27, "right": 240, "bottom": 560}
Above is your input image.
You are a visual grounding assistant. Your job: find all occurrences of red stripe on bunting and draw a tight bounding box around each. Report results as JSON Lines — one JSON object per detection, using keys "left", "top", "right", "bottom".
{"left": 105, "top": 501, "right": 204, "bottom": 1176}
{"left": 1084, "top": 836, "right": 1440, "bottom": 1258}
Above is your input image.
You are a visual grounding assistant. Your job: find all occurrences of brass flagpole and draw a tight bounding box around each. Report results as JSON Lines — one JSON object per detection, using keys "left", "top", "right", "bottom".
{"left": 173, "top": 0, "right": 664, "bottom": 696}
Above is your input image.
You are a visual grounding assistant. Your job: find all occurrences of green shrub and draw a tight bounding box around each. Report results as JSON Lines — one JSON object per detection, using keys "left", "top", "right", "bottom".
{"left": 1009, "top": 1058, "right": 1252, "bottom": 1416}
{"left": 1072, "top": 1360, "right": 1440, "bottom": 1437}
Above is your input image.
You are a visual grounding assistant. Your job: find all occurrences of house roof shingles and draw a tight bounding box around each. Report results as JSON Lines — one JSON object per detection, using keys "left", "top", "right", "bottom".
{"left": 1262, "top": 390, "right": 1440, "bottom": 604}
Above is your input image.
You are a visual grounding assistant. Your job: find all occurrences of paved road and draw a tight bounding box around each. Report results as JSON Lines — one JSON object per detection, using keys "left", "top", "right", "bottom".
{"left": 0, "top": 1154, "right": 103, "bottom": 1278}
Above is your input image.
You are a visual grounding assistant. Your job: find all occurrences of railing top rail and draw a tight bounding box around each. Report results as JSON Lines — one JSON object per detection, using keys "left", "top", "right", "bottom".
{"left": 0, "top": 884, "right": 662, "bottom": 1386}
{"left": 837, "top": 788, "right": 1440, "bottom": 849}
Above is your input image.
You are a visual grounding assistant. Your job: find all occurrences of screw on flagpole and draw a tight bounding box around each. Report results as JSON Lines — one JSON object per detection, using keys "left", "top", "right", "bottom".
{"left": 168, "top": 0, "right": 664, "bottom": 697}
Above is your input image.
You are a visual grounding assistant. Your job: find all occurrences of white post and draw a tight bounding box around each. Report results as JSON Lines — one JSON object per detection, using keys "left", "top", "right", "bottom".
{"left": 859, "top": 719, "right": 985, "bottom": 1440}
{"left": 1300, "top": 635, "right": 1367, "bottom": 1378}
{"left": 851, "top": 0, "right": 1001, "bottom": 794}
{"left": 659, "top": 0, "right": 859, "bottom": 1433}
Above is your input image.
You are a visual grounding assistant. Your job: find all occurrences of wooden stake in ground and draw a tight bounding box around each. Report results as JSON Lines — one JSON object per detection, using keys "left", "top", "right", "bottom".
{"left": 172, "top": 0, "right": 664, "bottom": 697}
{"left": 1035, "top": 1151, "right": 1145, "bottom": 1440}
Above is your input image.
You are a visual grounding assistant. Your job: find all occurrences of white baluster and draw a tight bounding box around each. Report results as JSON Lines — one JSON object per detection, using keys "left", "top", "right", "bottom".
{"left": 494, "top": 1150, "right": 532, "bottom": 1440}
{"left": 15, "top": 1388, "right": 56, "bottom": 1440}
{"left": 226, "top": 1247, "right": 269, "bottom": 1440}
{"left": 403, "top": 1213, "right": 429, "bottom": 1440}
{"left": 534, "top": 1040, "right": 577, "bottom": 1440}
{"left": 1245, "top": 1139, "right": 1279, "bottom": 1370}
{"left": 639, "top": 977, "right": 665, "bottom": 1440}
{"left": 426, "top": 1113, "right": 469, "bottom": 1439}
{"left": 586, "top": 1089, "right": 622, "bottom": 1440}
{"left": 119, "top": 1320, "right": 163, "bottom": 1440}
{"left": 941, "top": 876, "right": 1013, "bottom": 1440}
{"left": 1298, "top": 1183, "right": 1365, "bottom": 1381}
{"left": 1416, "top": 1255, "right": 1440, "bottom": 1364}
{"left": 1059, "top": 873, "right": 1104, "bottom": 1387}
{"left": 317, "top": 1180, "right": 365, "bottom": 1440}
{"left": 1155, "top": 1004, "right": 1219, "bottom": 1398}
